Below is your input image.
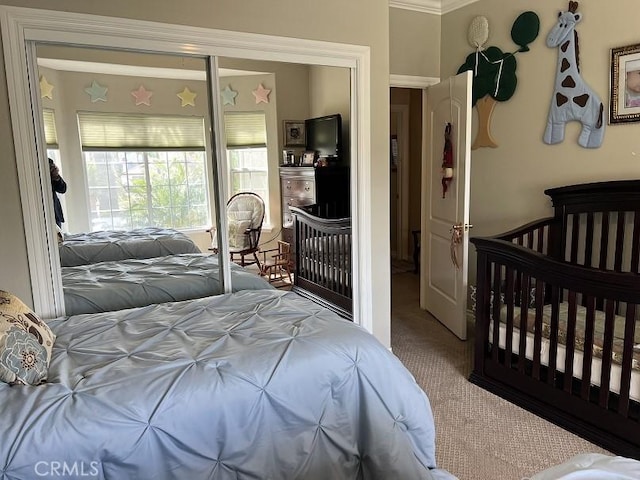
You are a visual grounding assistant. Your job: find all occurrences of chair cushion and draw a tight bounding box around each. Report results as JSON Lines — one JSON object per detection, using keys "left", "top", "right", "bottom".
{"left": 0, "top": 290, "right": 56, "bottom": 385}
{"left": 228, "top": 219, "right": 252, "bottom": 249}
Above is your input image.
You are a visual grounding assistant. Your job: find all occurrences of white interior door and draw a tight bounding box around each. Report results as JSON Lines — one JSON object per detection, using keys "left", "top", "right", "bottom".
{"left": 420, "top": 71, "right": 472, "bottom": 340}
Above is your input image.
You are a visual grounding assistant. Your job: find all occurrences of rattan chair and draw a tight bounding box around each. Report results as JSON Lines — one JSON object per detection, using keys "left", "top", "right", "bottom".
{"left": 207, "top": 192, "right": 265, "bottom": 267}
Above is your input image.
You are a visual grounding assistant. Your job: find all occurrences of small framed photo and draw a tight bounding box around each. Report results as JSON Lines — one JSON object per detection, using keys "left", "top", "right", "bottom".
{"left": 610, "top": 43, "right": 640, "bottom": 124}
{"left": 302, "top": 151, "right": 316, "bottom": 166}
{"left": 283, "top": 120, "right": 306, "bottom": 147}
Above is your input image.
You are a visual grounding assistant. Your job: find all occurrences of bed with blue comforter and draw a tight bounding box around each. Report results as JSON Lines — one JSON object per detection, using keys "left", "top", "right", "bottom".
{"left": 59, "top": 227, "right": 201, "bottom": 267}
{"left": 62, "top": 253, "right": 272, "bottom": 315}
{"left": 0, "top": 289, "right": 456, "bottom": 480}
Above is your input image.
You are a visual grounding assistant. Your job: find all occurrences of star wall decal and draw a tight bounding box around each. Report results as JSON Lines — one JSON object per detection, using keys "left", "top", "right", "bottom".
{"left": 131, "top": 85, "right": 153, "bottom": 106}
{"left": 39, "top": 76, "right": 54, "bottom": 99}
{"left": 84, "top": 80, "right": 108, "bottom": 103}
{"left": 252, "top": 83, "right": 271, "bottom": 104}
{"left": 177, "top": 87, "right": 197, "bottom": 107}
{"left": 220, "top": 85, "right": 238, "bottom": 106}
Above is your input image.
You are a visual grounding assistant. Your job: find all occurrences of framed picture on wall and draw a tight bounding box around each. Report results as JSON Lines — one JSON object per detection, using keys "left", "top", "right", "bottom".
{"left": 283, "top": 120, "right": 306, "bottom": 147}
{"left": 610, "top": 42, "right": 640, "bottom": 124}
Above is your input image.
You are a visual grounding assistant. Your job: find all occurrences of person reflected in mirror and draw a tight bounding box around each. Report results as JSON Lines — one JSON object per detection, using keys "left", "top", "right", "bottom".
{"left": 49, "top": 158, "right": 67, "bottom": 228}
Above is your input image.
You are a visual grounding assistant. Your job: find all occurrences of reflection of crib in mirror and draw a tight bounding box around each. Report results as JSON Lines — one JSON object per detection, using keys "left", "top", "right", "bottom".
{"left": 470, "top": 180, "right": 640, "bottom": 458}
{"left": 290, "top": 206, "right": 352, "bottom": 320}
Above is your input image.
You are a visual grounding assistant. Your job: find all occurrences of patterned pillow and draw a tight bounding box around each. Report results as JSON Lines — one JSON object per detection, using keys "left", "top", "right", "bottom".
{"left": 0, "top": 290, "right": 56, "bottom": 385}
{"left": 228, "top": 219, "right": 252, "bottom": 249}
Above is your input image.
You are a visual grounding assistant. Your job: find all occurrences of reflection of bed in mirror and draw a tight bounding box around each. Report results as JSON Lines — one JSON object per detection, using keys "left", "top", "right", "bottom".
{"left": 58, "top": 227, "right": 201, "bottom": 267}
{"left": 1, "top": 289, "right": 455, "bottom": 479}
{"left": 62, "top": 253, "right": 272, "bottom": 315}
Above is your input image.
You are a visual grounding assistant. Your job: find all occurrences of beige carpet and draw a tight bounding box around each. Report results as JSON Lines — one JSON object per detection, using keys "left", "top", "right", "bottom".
{"left": 390, "top": 271, "right": 610, "bottom": 480}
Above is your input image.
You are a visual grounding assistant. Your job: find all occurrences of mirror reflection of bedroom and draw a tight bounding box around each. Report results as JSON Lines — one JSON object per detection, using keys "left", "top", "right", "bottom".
{"left": 36, "top": 44, "right": 352, "bottom": 317}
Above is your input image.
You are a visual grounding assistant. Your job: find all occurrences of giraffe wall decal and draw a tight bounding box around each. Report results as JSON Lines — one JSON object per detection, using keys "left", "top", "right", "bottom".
{"left": 544, "top": 1, "right": 605, "bottom": 148}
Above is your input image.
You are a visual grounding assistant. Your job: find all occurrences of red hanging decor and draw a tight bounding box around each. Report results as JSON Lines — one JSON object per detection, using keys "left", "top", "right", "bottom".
{"left": 441, "top": 122, "right": 454, "bottom": 198}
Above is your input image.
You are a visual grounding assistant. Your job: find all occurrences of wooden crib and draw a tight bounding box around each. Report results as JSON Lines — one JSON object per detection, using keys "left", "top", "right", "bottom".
{"left": 289, "top": 205, "right": 352, "bottom": 319}
{"left": 470, "top": 180, "right": 640, "bottom": 458}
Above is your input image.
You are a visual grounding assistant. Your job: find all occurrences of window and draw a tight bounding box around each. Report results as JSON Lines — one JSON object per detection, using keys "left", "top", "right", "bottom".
{"left": 78, "top": 112, "right": 208, "bottom": 231}
{"left": 43, "top": 109, "right": 61, "bottom": 164}
{"left": 225, "top": 112, "right": 269, "bottom": 225}
{"left": 84, "top": 151, "right": 208, "bottom": 231}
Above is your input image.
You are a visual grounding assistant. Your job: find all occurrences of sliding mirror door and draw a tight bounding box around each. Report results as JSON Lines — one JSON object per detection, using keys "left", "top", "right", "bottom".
{"left": 34, "top": 44, "right": 229, "bottom": 316}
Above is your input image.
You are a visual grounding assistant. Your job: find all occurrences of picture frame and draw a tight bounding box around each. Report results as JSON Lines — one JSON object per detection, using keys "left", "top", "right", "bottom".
{"left": 283, "top": 120, "right": 306, "bottom": 147}
{"left": 610, "top": 43, "right": 640, "bottom": 124}
{"left": 302, "top": 151, "right": 316, "bottom": 166}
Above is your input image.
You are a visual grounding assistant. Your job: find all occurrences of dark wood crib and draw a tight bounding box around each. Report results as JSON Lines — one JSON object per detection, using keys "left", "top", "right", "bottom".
{"left": 289, "top": 205, "right": 352, "bottom": 319}
{"left": 470, "top": 180, "right": 640, "bottom": 458}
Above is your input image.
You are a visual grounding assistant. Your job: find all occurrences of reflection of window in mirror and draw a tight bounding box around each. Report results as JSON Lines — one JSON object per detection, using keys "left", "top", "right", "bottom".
{"left": 36, "top": 45, "right": 212, "bottom": 237}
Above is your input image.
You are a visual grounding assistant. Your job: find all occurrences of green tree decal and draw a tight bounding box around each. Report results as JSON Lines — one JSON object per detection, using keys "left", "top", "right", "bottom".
{"left": 457, "top": 11, "right": 539, "bottom": 149}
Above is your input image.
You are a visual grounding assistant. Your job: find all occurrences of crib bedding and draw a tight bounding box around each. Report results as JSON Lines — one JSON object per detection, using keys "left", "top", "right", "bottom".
{"left": 497, "top": 302, "right": 640, "bottom": 371}
{"left": 62, "top": 253, "right": 272, "bottom": 315}
{"left": 0, "top": 290, "right": 455, "bottom": 480}
{"left": 59, "top": 227, "right": 201, "bottom": 267}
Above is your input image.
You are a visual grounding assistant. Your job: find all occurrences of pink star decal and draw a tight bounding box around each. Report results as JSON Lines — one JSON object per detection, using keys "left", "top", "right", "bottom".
{"left": 252, "top": 83, "right": 271, "bottom": 104}
{"left": 131, "top": 85, "right": 153, "bottom": 106}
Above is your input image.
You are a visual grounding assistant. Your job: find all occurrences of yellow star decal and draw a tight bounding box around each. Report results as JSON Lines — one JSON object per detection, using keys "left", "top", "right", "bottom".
{"left": 177, "top": 87, "right": 197, "bottom": 107}
{"left": 39, "top": 76, "right": 54, "bottom": 99}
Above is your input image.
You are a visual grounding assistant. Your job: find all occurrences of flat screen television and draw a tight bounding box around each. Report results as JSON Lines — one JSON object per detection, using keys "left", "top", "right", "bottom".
{"left": 305, "top": 114, "right": 342, "bottom": 160}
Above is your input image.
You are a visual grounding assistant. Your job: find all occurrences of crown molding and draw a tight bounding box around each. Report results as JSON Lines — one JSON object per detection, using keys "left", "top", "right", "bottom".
{"left": 389, "top": 0, "right": 478, "bottom": 15}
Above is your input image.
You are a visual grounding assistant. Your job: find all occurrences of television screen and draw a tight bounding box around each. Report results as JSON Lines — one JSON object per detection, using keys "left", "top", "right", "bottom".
{"left": 305, "top": 114, "right": 342, "bottom": 159}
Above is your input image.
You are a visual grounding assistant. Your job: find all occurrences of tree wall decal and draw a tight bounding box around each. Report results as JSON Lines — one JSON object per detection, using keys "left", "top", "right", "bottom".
{"left": 457, "top": 11, "right": 540, "bottom": 149}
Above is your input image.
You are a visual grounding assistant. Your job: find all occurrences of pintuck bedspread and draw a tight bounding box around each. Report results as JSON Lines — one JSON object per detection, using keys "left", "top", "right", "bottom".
{"left": 59, "top": 227, "right": 201, "bottom": 267}
{"left": 62, "top": 253, "right": 272, "bottom": 315}
{"left": 0, "top": 290, "right": 456, "bottom": 480}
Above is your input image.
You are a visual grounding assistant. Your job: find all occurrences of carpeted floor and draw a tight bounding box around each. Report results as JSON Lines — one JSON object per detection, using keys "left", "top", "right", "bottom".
{"left": 390, "top": 271, "right": 610, "bottom": 480}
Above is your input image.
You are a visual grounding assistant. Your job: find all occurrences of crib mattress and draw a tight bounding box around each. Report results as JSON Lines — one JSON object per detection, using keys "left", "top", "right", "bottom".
{"left": 500, "top": 302, "right": 640, "bottom": 371}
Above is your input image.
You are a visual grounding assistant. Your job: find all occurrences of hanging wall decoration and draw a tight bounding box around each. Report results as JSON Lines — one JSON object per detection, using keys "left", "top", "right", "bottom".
{"left": 177, "top": 87, "right": 197, "bottom": 107}
{"left": 543, "top": 1, "right": 605, "bottom": 148}
{"left": 84, "top": 80, "right": 108, "bottom": 103}
{"left": 457, "top": 11, "right": 540, "bottom": 149}
{"left": 441, "top": 123, "right": 454, "bottom": 198}
{"left": 131, "top": 85, "right": 153, "bottom": 106}
{"left": 252, "top": 83, "right": 271, "bottom": 104}
{"left": 221, "top": 85, "right": 238, "bottom": 106}
{"left": 39, "top": 76, "right": 54, "bottom": 99}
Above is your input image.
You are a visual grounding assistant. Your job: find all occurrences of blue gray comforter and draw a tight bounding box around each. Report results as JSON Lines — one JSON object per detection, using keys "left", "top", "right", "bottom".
{"left": 62, "top": 253, "right": 272, "bottom": 315}
{"left": 0, "top": 290, "right": 456, "bottom": 480}
{"left": 59, "top": 227, "right": 201, "bottom": 267}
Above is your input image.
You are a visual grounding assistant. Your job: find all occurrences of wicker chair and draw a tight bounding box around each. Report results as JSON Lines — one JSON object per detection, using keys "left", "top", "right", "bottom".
{"left": 208, "top": 192, "right": 265, "bottom": 267}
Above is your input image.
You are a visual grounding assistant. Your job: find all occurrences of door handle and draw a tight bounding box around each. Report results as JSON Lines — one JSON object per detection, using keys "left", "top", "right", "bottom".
{"left": 449, "top": 223, "right": 472, "bottom": 269}
{"left": 452, "top": 223, "right": 473, "bottom": 232}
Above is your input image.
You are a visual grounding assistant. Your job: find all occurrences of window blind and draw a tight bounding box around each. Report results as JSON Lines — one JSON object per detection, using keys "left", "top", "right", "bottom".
{"left": 43, "top": 109, "right": 58, "bottom": 147}
{"left": 77, "top": 112, "right": 205, "bottom": 150}
{"left": 224, "top": 112, "right": 267, "bottom": 149}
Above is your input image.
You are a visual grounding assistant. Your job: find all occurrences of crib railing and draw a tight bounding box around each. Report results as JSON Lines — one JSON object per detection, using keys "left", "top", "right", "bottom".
{"left": 471, "top": 237, "right": 640, "bottom": 457}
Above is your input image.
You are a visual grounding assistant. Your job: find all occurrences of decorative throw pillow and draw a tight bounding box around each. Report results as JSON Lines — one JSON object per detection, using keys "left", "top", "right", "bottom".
{"left": 228, "top": 219, "right": 252, "bottom": 249}
{"left": 0, "top": 290, "right": 56, "bottom": 385}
